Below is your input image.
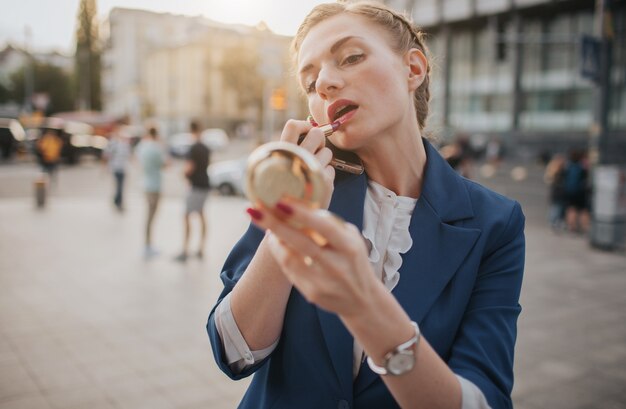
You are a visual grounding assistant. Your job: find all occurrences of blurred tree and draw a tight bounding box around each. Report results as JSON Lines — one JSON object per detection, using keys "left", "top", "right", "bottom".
{"left": 9, "top": 63, "right": 74, "bottom": 114}
{"left": 219, "top": 44, "right": 264, "bottom": 115}
{"left": 0, "top": 82, "right": 10, "bottom": 103}
{"left": 74, "top": 0, "right": 101, "bottom": 110}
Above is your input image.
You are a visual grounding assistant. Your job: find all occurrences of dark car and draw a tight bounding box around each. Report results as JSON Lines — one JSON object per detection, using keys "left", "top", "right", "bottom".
{"left": 0, "top": 118, "right": 26, "bottom": 160}
{"left": 34, "top": 118, "right": 104, "bottom": 164}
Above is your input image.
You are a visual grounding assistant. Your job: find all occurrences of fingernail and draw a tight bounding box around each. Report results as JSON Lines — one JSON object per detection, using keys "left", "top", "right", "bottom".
{"left": 246, "top": 207, "right": 263, "bottom": 221}
{"left": 275, "top": 202, "right": 293, "bottom": 215}
{"left": 307, "top": 115, "right": 319, "bottom": 127}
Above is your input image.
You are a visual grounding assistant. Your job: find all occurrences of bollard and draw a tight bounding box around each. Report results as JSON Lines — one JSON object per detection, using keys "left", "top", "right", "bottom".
{"left": 590, "top": 166, "right": 626, "bottom": 251}
{"left": 34, "top": 174, "right": 47, "bottom": 208}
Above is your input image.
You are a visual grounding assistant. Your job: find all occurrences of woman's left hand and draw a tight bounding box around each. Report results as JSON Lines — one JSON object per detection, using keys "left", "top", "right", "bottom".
{"left": 248, "top": 200, "right": 376, "bottom": 317}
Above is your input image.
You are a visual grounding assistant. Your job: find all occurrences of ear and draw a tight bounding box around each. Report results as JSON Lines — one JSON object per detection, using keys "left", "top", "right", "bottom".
{"left": 406, "top": 48, "right": 428, "bottom": 92}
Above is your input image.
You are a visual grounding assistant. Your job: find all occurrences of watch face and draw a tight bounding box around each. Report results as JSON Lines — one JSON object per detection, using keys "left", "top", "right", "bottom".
{"left": 388, "top": 351, "right": 415, "bottom": 375}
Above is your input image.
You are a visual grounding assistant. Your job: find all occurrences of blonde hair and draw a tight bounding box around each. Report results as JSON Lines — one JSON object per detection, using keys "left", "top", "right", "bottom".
{"left": 292, "top": 1, "right": 432, "bottom": 129}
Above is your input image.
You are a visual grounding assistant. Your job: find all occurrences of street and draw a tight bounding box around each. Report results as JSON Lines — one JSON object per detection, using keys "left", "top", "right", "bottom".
{"left": 1, "top": 154, "right": 625, "bottom": 409}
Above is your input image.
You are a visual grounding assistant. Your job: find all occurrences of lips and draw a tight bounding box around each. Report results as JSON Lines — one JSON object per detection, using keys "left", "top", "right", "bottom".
{"left": 327, "top": 99, "right": 359, "bottom": 123}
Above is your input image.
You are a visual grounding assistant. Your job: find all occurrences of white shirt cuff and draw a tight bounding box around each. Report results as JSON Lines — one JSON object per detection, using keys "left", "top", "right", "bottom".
{"left": 457, "top": 375, "right": 492, "bottom": 409}
{"left": 214, "top": 292, "right": 279, "bottom": 372}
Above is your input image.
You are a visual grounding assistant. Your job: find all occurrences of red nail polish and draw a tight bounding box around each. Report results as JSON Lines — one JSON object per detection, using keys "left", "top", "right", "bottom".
{"left": 275, "top": 202, "right": 293, "bottom": 215}
{"left": 246, "top": 208, "right": 263, "bottom": 221}
{"left": 307, "top": 115, "right": 319, "bottom": 127}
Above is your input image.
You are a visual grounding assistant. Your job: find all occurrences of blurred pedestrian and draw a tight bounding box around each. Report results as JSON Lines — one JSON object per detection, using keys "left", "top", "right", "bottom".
{"left": 544, "top": 153, "right": 567, "bottom": 231}
{"left": 485, "top": 136, "right": 503, "bottom": 169}
{"left": 563, "top": 149, "right": 590, "bottom": 234}
{"left": 103, "top": 126, "right": 132, "bottom": 211}
{"left": 36, "top": 127, "right": 63, "bottom": 186}
{"left": 174, "top": 121, "right": 211, "bottom": 262}
{"left": 136, "top": 126, "right": 168, "bottom": 259}
{"left": 442, "top": 134, "right": 473, "bottom": 179}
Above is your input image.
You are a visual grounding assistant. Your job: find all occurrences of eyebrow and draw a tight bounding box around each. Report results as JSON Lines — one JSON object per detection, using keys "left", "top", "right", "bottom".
{"left": 299, "top": 35, "right": 364, "bottom": 75}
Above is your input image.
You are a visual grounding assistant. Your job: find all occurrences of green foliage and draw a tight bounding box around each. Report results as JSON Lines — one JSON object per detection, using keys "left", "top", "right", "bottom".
{"left": 9, "top": 62, "right": 74, "bottom": 114}
{"left": 0, "top": 82, "right": 10, "bottom": 103}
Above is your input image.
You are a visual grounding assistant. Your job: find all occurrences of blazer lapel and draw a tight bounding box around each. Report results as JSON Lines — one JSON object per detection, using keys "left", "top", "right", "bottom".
{"left": 354, "top": 139, "right": 481, "bottom": 394}
{"left": 317, "top": 173, "right": 367, "bottom": 395}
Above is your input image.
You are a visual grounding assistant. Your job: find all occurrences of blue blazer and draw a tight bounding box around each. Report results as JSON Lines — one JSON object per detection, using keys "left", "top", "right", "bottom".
{"left": 208, "top": 139, "right": 525, "bottom": 409}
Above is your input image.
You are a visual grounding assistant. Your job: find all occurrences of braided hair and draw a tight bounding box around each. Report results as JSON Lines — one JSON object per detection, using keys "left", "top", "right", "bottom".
{"left": 292, "top": 1, "right": 432, "bottom": 130}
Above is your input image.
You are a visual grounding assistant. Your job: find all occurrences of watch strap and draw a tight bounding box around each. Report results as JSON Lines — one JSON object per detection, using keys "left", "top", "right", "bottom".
{"left": 366, "top": 321, "right": 420, "bottom": 376}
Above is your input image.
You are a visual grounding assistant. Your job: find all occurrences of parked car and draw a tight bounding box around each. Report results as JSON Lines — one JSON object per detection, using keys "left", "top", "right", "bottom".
{"left": 0, "top": 118, "right": 26, "bottom": 159}
{"left": 168, "top": 128, "right": 229, "bottom": 158}
{"left": 208, "top": 157, "right": 248, "bottom": 196}
{"left": 65, "top": 120, "right": 108, "bottom": 158}
{"left": 201, "top": 128, "right": 229, "bottom": 150}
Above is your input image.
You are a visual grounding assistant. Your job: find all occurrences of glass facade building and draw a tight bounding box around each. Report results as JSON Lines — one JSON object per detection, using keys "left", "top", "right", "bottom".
{"left": 385, "top": 0, "right": 625, "bottom": 161}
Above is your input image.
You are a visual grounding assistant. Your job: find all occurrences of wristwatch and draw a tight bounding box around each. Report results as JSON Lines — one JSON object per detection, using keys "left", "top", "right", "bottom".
{"left": 366, "top": 321, "right": 420, "bottom": 376}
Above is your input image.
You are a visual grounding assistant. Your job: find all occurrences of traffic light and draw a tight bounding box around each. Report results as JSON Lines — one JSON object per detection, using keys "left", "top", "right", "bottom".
{"left": 270, "top": 88, "right": 287, "bottom": 111}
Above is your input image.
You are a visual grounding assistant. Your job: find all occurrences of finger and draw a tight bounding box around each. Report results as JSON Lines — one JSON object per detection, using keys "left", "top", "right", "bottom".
{"left": 248, "top": 203, "right": 326, "bottom": 258}
{"left": 265, "top": 230, "right": 297, "bottom": 267}
{"left": 281, "top": 119, "right": 312, "bottom": 144}
{"left": 323, "top": 163, "right": 336, "bottom": 184}
{"left": 299, "top": 127, "right": 326, "bottom": 154}
{"left": 264, "top": 207, "right": 327, "bottom": 260}
{"left": 277, "top": 201, "right": 364, "bottom": 255}
{"left": 314, "top": 147, "right": 333, "bottom": 168}
{"left": 266, "top": 232, "right": 316, "bottom": 293}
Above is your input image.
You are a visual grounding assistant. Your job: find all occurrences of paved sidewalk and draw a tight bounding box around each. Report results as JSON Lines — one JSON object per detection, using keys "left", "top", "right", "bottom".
{"left": 1, "top": 161, "right": 625, "bottom": 409}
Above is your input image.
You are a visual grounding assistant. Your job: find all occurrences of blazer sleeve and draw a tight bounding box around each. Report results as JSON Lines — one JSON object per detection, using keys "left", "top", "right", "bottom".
{"left": 448, "top": 201, "right": 525, "bottom": 409}
{"left": 206, "top": 223, "right": 271, "bottom": 380}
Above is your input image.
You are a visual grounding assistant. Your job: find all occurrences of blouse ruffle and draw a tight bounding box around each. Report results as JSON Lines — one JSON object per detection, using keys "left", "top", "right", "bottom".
{"left": 361, "top": 180, "right": 417, "bottom": 291}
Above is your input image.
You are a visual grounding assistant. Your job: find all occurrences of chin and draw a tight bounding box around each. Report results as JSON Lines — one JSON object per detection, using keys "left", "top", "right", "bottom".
{"left": 330, "top": 133, "right": 359, "bottom": 151}
{"left": 333, "top": 125, "right": 375, "bottom": 151}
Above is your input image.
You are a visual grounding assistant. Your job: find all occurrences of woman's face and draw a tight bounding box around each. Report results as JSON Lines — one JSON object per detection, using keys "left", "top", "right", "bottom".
{"left": 297, "top": 13, "right": 418, "bottom": 151}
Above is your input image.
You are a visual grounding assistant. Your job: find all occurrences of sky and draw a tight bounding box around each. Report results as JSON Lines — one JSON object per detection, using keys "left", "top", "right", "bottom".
{"left": 0, "top": 0, "right": 330, "bottom": 54}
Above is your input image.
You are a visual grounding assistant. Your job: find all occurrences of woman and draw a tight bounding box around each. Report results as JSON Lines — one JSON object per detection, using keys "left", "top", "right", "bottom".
{"left": 207, "top": 2, "right": 525, "bottom": 408}
{"left": 544, "top": 153, "right": 566, "bottom": 231}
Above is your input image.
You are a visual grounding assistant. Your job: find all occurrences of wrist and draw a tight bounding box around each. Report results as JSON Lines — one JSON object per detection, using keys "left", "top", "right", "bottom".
{"left": 341, "top": 280, "right": 414, "bottom": 360}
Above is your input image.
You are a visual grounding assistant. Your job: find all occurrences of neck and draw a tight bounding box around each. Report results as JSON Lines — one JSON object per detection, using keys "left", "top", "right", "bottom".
{"left": 357, "top": 125, "right": 427, "bottom": 199}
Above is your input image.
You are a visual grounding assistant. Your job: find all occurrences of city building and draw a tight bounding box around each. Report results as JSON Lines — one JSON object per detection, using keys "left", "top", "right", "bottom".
{"left": 102, "top": 8, "right": 306, "bottom": 138}
{"left": 101, "top": 8, "right": 206, "bottom": 126}
{"left": 143, "top": 23, "right": 301, "bottom": 137}
{"left": 385, "top": 0, "right": 625, "bottom": 161}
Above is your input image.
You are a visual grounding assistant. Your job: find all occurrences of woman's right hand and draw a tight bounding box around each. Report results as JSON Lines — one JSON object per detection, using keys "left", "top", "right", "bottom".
{"left": 280, "top": 119, "right": 335, "bottom": 209}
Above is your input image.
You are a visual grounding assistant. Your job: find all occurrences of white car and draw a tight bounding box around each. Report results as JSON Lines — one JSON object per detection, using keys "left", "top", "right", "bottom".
{"left": 201, "top": 128, "right": 229, "bottom": 150}
{"left": 208, "top": 157, "right": 248, "bottom": 196}
{"left": 168, "top": 128, "right": 229, "bottom": 158}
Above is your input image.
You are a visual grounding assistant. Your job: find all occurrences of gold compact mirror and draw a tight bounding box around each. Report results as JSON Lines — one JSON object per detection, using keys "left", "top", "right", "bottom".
{"left": 245, "top": 142, "right": 327, "bottom": 209}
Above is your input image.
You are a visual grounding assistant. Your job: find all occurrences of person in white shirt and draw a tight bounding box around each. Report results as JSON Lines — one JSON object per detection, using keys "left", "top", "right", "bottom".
{"left": 135, "top": 126, "right": 168, "bottom": 258}
{"left": 207, "top": 2, "right": 525, "bottom": 408}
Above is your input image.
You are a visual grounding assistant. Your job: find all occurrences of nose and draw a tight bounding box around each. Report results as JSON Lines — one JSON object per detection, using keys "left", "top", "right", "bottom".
{"left": 315, "top": 65, "right": 343, "bottom": 100}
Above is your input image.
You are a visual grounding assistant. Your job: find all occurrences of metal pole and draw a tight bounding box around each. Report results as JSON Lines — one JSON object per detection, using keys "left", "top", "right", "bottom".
{"left": 263, "top": 81, "right": 273, "bottom": 143}
{"left": 24, "top": 26, "right": 34, "bottom": 113}
{"left": 589, "top": 0, "right": 619, "bottom": 250}
{"left": 511, "top": 12, "right": 524, "bottom": 133}
{"left": 439, "top": 25, "right": 451, "bottom": 136}
{"left": 589, "top": 0, "right": 612, "bottom": 167}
